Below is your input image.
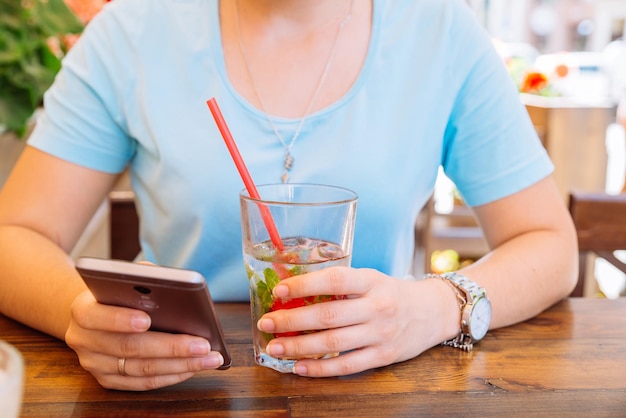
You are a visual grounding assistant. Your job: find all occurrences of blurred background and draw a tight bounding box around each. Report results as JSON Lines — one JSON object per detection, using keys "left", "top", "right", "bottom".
{"left": 468, "top": 0, "right": 626, "bottom": 103}
{"left": 1, "top": 0, "right": 625, "bottom": 297}
{"left": 428, "top": 0, "right": 626, "bottom": 298}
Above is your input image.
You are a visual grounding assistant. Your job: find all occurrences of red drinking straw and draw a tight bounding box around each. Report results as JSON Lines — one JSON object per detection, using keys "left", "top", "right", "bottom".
{"left": 206, "top": 97, "right": 284, "bottom": 251}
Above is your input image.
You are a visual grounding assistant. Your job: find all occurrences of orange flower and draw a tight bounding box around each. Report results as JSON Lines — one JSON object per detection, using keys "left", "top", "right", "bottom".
{"left": 520, "top": 71, "right": 548, "bottom": 93}
{"left": 64, "top": 0, "right": 107, "bottom": 24}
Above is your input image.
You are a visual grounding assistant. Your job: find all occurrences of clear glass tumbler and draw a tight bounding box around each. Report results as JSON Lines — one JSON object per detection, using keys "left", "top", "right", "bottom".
{"left": 240, "top": 183, "right": 358, "bottom": 373}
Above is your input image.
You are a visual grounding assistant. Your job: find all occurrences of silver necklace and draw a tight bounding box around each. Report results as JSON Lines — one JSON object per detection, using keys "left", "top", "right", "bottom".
{"left": 235, "top": 0, "right": 354, "bottom": 183}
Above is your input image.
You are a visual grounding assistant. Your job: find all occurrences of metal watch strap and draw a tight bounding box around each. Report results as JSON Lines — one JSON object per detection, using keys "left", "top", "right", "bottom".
{"left": 424, "top": 272, "right": 488, "bottom": 352}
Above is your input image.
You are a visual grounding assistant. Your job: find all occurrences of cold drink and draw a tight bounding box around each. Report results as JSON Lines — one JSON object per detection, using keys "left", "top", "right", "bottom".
{"left": 239, "top": 183, "right": 357, "bottom": 373}
{"left": 245, "top": 237, "right": 349, "bottom": 372}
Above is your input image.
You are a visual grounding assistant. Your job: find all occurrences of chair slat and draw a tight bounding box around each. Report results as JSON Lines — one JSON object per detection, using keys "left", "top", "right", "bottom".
{"left": 568, "top": 191, "right": 626, "bottom": 297}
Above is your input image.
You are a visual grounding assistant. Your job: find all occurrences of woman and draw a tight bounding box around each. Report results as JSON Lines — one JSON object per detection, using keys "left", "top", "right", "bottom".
{"left": 0, "top": 0, "right": 577, "bottom": 391}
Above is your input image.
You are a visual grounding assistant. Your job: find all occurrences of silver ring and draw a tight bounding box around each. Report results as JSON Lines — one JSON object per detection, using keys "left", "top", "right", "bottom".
{"left": 117, "top": 357, "right": 127, "bottom": 376}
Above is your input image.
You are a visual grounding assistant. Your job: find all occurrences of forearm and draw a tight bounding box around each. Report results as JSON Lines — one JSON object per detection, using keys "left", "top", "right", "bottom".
{"left": 458, "top": 227, "right": 577, "bottom": 329}
{"left": 0, "top": 225, "right": 86, "bottom": 339}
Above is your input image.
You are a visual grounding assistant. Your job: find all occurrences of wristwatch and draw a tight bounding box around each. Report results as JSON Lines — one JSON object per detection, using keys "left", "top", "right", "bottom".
{"left": 427, "top": 272, "right": 492, "bottom": 352}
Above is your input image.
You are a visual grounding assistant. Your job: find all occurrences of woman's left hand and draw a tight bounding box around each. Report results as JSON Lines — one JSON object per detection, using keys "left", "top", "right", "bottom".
{"left": 256, "top": 266, "right": 458, "bottom": 377}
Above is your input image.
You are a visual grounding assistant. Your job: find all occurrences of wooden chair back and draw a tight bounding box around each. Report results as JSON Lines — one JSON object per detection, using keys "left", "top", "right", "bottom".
{"left": 568, "top": 191, "right": 626, "bottom": 297}
{"left": 109, "top": 191, "right": 140, "bottom": 261}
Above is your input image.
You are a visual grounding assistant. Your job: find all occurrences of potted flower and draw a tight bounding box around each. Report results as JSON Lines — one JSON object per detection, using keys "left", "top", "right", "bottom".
{"left": 0, "top": 0, "right": 83, "bottom": 138}
{"left": 0, "top": 0, "right": 83, "bottom": 185}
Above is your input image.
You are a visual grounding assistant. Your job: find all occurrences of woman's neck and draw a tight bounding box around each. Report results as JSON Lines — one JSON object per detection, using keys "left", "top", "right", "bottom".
{"left": 221, "top": 0, "right": 371, "bottom": 118}
{"left": 234, "top": 0, "right": 354, "bottom": 37}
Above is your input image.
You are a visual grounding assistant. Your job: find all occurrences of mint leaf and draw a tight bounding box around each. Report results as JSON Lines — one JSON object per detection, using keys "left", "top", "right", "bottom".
{"left": 263, "top": 267, "right": 280, "bottom": 291}
{"left": 256, "top": 280, "right": 272, "bottom": 314}
{"left": 256, "top": 268, "right": 280, "bottom": 314}
{"left": 245, "top": 263, "right": 255, "bottom": 280}
{"left": 289, "top": 265, "right": 303, "bottom": 276}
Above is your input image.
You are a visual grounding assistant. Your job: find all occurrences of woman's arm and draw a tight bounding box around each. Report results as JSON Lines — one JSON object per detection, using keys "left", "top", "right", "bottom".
{"left": 456, "top": 174, "right": 578, "bottom": 328}
{"left": 0, "top": 146, "right": 117, "bottom": 338}
{"left": 256, "top": 174, "right": 578, "bottom": 377}
{"left": 0, "top": 146, "right": 224, "bottom": 390}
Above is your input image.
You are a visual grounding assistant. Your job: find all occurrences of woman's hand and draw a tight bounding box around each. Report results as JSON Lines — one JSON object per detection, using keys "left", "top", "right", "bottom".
{"left": 64, "top": 290, "right": 224, "bottom": 391}
{"left": 256, "top": 267, "right": 459, "bottom": 377}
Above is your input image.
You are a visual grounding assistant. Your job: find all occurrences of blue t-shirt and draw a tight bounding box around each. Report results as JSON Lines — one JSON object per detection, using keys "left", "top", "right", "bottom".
{"left": 28, "top": 0, "right": 552, "bottom": 301}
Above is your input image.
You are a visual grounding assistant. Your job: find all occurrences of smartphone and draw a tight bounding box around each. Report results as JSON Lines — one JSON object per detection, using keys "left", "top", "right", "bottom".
{"left": 75, "top": 257, "right": 231, "bottom": 370}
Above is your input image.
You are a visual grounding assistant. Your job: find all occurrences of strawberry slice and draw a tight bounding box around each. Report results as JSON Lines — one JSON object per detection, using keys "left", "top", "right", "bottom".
{"left": 271, "top": 262, "right": 295, "bottom": 280}
{"left": 274, "top": 330, "right": 301, "bottom": 337}
{"left": 270, "top": 297, "right": 306, "bottom": 337}
{"left": 271, "top": 251, "right": 301, "bottom": 280}
{"left": 270, "top": 297, "right": 306, "bottom": 311}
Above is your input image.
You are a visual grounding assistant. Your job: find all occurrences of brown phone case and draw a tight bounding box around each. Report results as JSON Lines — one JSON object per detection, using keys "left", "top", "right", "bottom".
{"left": 75, "top": 257, "right": 231, "bottom": 369}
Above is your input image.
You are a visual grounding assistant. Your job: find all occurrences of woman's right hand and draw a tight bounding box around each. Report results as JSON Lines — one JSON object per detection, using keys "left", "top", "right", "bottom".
{"left": 64, "top": 290, "right": 225, "bottom": 391}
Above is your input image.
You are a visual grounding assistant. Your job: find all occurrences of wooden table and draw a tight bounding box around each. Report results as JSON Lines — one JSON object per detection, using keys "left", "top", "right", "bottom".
{"left": 3, "top": 298, "right": 626, "bottom": 417}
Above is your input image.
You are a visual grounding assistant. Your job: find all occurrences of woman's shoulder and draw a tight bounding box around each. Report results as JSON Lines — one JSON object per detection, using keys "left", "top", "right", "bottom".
{"left": 375, "top": 0, "right": 487, "bottom": 46}
{"left": 80, "top": 0, "right": 217, "bottom": 59}
{"left": 94, "top": 0, "right": 216, "bottom": 35}
{"left": 376, "top": 0, "right": 477, "bottom": 23}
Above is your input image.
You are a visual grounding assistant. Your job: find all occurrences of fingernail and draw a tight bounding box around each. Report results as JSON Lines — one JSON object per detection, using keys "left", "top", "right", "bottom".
{"left": 293, "top": 363, "right": 307, "bottom": 375}
{"left": 190, "top": 340, "right": 210, "bottom": 356}
{"left": 267, "top": 342, "right": 284, "bottom": 356}
{"left": 273, "top": 285, "right": 289, "bottom": 298}
{"left": 131, "top": 315, "right": 150, "bottom": 330}
{"left": 257, "top": 318, "right": 275, "bottom": 332}
{"left": 202, "top": 353, "right": 224, "bottom": 369}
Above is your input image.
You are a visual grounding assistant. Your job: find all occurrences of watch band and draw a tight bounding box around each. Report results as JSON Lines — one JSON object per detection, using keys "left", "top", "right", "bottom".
{"left": 424, "top": 272, "right": 490, "bottom": 352}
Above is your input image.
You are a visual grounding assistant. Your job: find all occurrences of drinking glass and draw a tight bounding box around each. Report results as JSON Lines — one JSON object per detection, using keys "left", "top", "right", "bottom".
{"left": 240, "top": 183, "right": 358, "bottom": 373}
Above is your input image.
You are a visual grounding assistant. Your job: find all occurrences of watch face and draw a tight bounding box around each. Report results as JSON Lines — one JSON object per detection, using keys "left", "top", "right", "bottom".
{"left": 469, "top": 297, "right": 491, "bottom": 340}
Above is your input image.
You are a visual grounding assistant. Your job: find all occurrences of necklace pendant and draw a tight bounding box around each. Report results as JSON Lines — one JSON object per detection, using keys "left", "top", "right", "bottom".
{"left": 284, "top": 152, "right": 294, "bottom": 171}
{"left": 236, "top": 0, "right": 354, "bottom": 189}
{"left": 281, "top": 152, "right": 294, "bottom": 183}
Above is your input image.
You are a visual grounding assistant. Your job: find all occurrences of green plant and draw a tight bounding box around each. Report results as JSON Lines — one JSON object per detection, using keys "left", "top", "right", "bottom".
{"left": 0, "top": 0, "right": 83, "bottom": 138}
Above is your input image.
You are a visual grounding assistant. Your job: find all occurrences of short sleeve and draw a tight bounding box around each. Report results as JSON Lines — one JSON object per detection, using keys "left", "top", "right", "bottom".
{"left": 27, "top": 4, "right": 138, "bottom": 174}
{"left": 441, "top": 2, "right": 553, "bottom": 207}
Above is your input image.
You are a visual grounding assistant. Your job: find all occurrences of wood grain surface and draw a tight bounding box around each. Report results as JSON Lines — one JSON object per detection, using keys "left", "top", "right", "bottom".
{"left": 2, "top": 299, "right": 625, "bottom": 417}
